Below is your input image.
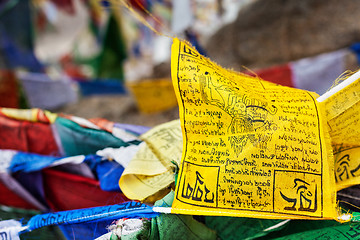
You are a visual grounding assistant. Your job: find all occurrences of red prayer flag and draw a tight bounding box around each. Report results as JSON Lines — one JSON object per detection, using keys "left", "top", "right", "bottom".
{"left": 0, "top": 71, "right": 19, "bottom": 108}
{"left": 0, "top": 181, "right": 38, "bottom": 210}
{"left": 247, "top": 64, "right": 294, "bottom": 88}
{"left": 0, "top": 115, "right": 60, "bottom": 155}
{"left": 43, "top": 169, "right": 129, "bottom": 211}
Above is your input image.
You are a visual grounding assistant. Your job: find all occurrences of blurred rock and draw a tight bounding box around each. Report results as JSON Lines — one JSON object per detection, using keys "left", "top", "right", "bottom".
{"left": 207, "top": 0, "right": 360, "bottom": 70}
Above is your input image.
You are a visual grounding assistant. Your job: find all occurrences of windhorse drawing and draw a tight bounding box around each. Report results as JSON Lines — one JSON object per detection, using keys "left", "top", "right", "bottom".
{"left": 335, "top": 154, "right": 360, "bottom": 182}
{"left": 199, "top": 71, "right": 278, "bottom": 156}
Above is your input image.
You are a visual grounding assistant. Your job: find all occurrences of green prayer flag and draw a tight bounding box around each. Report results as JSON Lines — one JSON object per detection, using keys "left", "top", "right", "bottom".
{"left": 95, "top": 13, "right": 127, "bottom": 81}
{"left": 150, "top": 191, "right": 217, "bottom": 240}
{"left": 55, "top": 117, "right": 130, "bottom": 156}
{"left": 205, "top": 216, "right": 287, "bottom": 240}
{"left": 0, "top": 205, "right": 65, "bottom": 240}
{"left": 272, "top": 222, "right": 360, "bottom": 240}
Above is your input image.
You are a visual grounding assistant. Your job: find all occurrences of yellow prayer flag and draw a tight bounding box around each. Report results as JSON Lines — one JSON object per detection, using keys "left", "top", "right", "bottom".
{"left": 119, "top": 120, "right": 182, "bottom": 202}
{"left": 140, "top": 120, "right": 183, "bottom": 169}
{"left": 126, "top": 78, "right": 178, "bottom": 114}
{"left": 318, "top": 70, "right": 360, "bottom": 190}
{"left": 119, "top": 141, "right": 176, "bottom": 201}
{"left": 0, "top": 108, "right": 57, "bottom": 123}
{"left": 333, "top": 145, "right": 360, "bottom": 191}
{"left": 170, "top": 38, "right": 337, "bottom": 220}
{"left": 321, "top": 73, "right": 360, "bottom": 146}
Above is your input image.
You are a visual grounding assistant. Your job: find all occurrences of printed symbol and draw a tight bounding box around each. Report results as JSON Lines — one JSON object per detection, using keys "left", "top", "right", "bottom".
{"left": 0, "top": 232, "right": 8, "bottom": 240}
{"left": 182, "top": 171, "right": 214, "bottom": 203}
{"left": 199, "top": 72, "right": 277, "bottom": 156}
{"left": 280, "top": 178, "right": 317, "bottom": 212}
{"left": 335, "top": 154, "right": 360, "bottom": 182}
{"left": 183, "top": 44, "right": 199, "bottom": 57}
{"left": 178, "top": 162, "right": 219, "bottom": 207}
{"left": 152, "top": 127, "right": 182, "bottom": 151}
{"left": 347, "top": 224, "right": 360, "bottom": 238}
{"left": 152, "top": 128, "right": 182, "bottom": 143}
